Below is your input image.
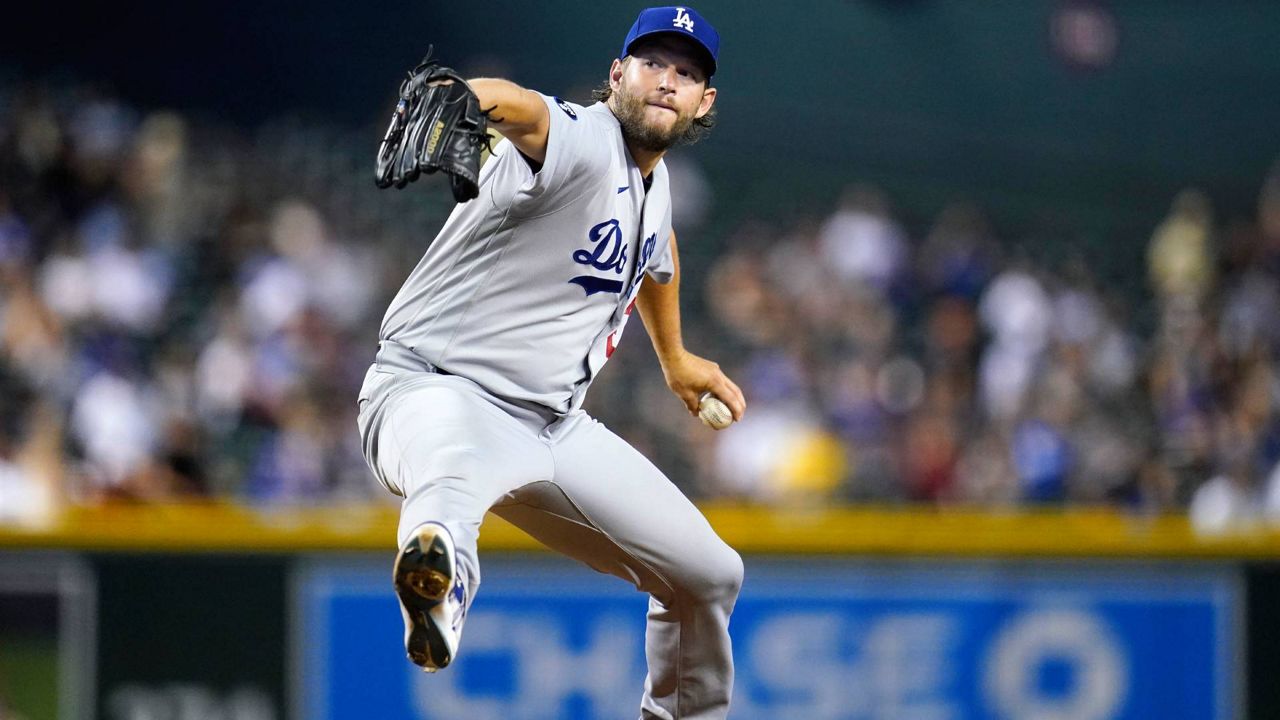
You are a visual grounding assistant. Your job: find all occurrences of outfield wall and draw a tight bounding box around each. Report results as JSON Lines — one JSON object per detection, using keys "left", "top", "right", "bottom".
{"left": 1, "top": 505, "right": 1277, "bottom": 720}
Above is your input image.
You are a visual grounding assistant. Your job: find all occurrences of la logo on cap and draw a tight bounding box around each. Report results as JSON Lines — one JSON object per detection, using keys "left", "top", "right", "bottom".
{"left": 673, "top": 7, "right": 694, "bottom": 31}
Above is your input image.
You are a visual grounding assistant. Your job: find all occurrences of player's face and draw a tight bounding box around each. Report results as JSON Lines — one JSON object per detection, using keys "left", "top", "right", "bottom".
{"left": 609, "top": 36, "right": 717, "bottom": 152}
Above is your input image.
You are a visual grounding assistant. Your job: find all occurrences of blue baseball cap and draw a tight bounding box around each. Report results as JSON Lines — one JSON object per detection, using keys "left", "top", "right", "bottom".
{"left": 621, "top": 6, "right": 720, "bottom": 78}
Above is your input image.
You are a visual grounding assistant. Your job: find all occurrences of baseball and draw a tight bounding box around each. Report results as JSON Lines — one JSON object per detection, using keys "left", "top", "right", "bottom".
{"left": 698, "top": 392, "right": 734, "bottom": 430}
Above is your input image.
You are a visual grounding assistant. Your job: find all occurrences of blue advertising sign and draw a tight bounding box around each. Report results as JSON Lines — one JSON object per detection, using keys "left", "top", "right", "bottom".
{"left": 293, "top": 557, "right": 1240, "bottom": 720}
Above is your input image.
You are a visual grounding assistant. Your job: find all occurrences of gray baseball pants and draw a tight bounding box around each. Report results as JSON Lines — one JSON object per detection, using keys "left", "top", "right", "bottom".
{"left": 357, "top": 359, "right": 743, "bottom": 720}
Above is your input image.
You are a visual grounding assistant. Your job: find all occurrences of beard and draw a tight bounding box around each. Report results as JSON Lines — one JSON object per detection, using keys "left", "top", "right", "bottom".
{"left": 610, "top": 82, "right": 699, "bottom": 153}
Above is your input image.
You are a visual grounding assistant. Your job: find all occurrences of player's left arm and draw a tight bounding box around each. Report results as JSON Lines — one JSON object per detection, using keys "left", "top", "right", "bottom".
{"left": 636, "top": 231, "right": 746, "bottom": 421}
{"left": 467, "top": 78, "right": 551, "bottom": 165}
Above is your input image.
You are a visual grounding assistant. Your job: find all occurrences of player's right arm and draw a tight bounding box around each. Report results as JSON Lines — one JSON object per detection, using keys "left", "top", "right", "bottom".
{"left": 468, "top": 79, "right": 551, "bottom": 165}
{"left": 637, "top": 231, "right": 746, "bottom": 421}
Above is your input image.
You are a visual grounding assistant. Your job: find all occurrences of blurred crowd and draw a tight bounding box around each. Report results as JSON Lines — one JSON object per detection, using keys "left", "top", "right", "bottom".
{"left": 3, "top": 83, "right": 1280, "bottom": 529}
{"left": 662, "top": 177, "right": 1280, "bottom": 533}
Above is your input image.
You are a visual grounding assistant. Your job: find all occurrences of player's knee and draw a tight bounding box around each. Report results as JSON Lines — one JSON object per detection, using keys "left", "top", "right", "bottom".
{"left": 690, "top": 544, "right": 743, "bottom": 606}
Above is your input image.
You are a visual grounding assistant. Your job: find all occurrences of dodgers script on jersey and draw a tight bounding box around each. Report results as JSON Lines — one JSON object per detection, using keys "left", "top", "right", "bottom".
{"left": 377, "top": 95, "right": 675, "bottom": 414}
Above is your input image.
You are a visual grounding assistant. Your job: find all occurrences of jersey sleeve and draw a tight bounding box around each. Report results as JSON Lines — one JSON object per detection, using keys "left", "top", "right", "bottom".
{"left": 643, "top": 167, "right": 676, "bottom": 284}
{"left": 645, "top": 235, "right": 675, "bottom": 284}
{"left": 505, "top": 95, "right": 612, "bottom": 212}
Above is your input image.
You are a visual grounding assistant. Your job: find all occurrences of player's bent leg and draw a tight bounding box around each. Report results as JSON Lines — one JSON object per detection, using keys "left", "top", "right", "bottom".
{"left": 394, "top": 521, "right": 469, "bottom": 671}
{"left": 493, "top": 480, "right": 742, "bottom": 719}
{"left": 498, "top": 412, "right": 743, "bottom": 720}
{"left": 357, "top": 370, "right": 554, "bottom": 671}
{"left": 638, "top": 528, "right": 743, "bottom": 720}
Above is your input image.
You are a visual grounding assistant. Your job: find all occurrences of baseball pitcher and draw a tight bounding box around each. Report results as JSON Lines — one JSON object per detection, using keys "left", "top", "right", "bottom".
{"left": 357, "top": 7, "right": 745, "bottom": 718}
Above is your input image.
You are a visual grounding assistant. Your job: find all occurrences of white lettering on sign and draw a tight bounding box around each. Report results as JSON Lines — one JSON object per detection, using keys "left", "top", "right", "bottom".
{"left": 396, "top": 604, "right": 1132, "bottom": 719}
{"left": 982, "top": 609, "right": 1127, "bottom": 720}
{"left": 733, "top": 612, "right": 962, "bottom": 718}
{"left": 410, "top": 610, "right": 645, "bottom": 719}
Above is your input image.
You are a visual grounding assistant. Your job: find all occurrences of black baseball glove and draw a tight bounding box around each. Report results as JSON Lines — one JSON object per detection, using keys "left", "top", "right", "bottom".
{"left": 375, "top": 49, "right": 491, "bottom": 202}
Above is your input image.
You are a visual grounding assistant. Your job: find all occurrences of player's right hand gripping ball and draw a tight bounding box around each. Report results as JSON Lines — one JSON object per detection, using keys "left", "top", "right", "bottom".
{"left": 375, "top": 47, "right": 491, "bottom": 202}
{"left": 698, "top": 392, "right": 734, "bottom": 430}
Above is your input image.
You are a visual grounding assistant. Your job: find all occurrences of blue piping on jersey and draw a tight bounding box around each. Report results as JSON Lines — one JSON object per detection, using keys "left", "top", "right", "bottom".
{"left": 568, "top": 276, "right": 626, "bottom": 296}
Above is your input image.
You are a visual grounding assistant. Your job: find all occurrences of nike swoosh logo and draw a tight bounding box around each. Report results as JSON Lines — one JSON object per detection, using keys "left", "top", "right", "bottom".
{"left": 617, "top": 186, "right": 629, "bottom": 194}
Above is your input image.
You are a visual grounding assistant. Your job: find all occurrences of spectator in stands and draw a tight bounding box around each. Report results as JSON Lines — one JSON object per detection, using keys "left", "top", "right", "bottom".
{"left": 5, "top": 81, "right": 1280, "bottom": 526}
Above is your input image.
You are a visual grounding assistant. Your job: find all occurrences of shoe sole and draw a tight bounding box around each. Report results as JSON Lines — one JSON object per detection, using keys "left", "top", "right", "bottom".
{"left": 393, "top": 526, "right": 455, "bottom": 671}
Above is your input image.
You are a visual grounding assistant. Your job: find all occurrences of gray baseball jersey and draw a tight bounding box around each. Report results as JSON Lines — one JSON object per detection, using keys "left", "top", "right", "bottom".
{"left": 377, "top": 95, "right": 675, "bottom": 415}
